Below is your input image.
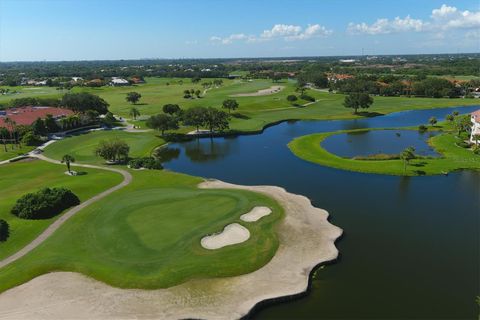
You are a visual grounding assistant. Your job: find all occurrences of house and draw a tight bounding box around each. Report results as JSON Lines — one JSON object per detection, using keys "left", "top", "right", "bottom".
{"left": 130, "top": 77, "right": 145, "bottom": 84}
{"left": 470, "top": 110, "right": 480, "bottom": 144}
{"left": 326, "top": 73, "right": 354, "bottom": 83}
{"left": 0, "top": 106, "right": 74, "bottom": 130}
{"left": 110, "top": 77, "right": 129, "bottom": 86}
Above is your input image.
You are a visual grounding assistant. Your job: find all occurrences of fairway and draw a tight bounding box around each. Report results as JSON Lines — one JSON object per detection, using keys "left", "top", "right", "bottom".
{"left": 43, "top": 129, "right": 165, "bottom": 164}
{"left": 0, "top": 160, "right": 123, "bottom": 260}
{"left": 0, "top": 169, "right": 283, "bottom": 291}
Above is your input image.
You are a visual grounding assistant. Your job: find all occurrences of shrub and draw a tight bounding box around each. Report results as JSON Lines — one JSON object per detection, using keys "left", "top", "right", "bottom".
{"left": 287, "top": 95, "right": 298, "bottom": 102}
{"left": 418, "top": 125, "right": 428, "bottom": 132}
{"left": 0, "top": 219, "right": 9, "bottom": 242}
{"left": 11, "top": 187, "right": 80, "bottom": 219}
{"left": 300, "top": 94, "right": 315, "bottom": 102}
{"left": 22, "top": 132, "right": 42, "bottom": 146}
{"left": 128, "top": 157, "right": 163, "bottom": 170}
{"left": 456, "top": 140, "right": 471, "bottom": 149}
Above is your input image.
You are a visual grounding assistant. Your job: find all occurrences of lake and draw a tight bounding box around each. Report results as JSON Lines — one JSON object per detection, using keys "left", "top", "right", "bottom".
{"left": 163, "top": 105, "right": 480, "bottom": 319}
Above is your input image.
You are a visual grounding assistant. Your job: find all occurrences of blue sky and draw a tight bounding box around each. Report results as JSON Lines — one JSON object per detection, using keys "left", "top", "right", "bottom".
{"left": 0, "top": 0, "right": 478, "bottom": 61}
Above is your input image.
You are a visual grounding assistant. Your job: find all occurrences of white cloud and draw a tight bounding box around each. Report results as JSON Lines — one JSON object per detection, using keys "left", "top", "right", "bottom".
{"left": 347, "top": 15, "right": 424, "bottom": 35}
{"left": 210, "top": 23, "right": 331, "bottom": 45}
{"left": 348, "top": 4, "right": 480, "bottom": 35}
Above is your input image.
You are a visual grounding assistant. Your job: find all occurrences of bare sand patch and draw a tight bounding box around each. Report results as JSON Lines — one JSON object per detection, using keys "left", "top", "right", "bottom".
{"left": 230, "top": 85, "right": 284, "bottom": 97}
{"left": 240, "top": 206, "right": 272, "bottom": 222}
{"left": 0, "top": 179, "right": 342, "bottom": 320}
{"left": 201, "top": 223, "right": 250, "bottom": 250}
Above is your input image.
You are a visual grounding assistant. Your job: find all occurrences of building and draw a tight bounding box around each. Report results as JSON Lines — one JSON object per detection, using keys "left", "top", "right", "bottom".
{"left": 0, "top": 106, "right": 74, "bottom": 129}
{"left": 470, "top": 109, "right": 480, "bottom": 144}
{"left": 110, "top": 77, "right": 129, "bottom": 86}
{"left": 326, "top": 73, "right": 354, "bottom": 83}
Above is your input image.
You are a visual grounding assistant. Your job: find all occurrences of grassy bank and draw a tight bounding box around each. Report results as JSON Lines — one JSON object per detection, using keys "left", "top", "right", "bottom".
{"left": 288, "top": 128, "right": 480, "bottom": 176}
{"left": 0, "top": 169, "right": 283, "bottom": 292}
{"left": 0, "top": 160, "right": 123, "bottom": 260}
{"left": 43, "top": 130, "right": 165, "bottom": 164}
{"left": 0, "top": 144, "right": 35, "bottom": 161}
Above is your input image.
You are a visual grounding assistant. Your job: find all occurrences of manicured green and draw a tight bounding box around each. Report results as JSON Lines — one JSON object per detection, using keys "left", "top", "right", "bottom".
{"left": 43, "top": 130, "right": 165, "bottom": 164}
{"left": 0, "top": 86, "right": 66, "bottom": 105}
{"left": 288, "top": 128, "right": 480, "bottom": 176}
{"left": 0, "top": 160, "right": 123, "bottom": 260}
{"left": 0, "top": 169, "right": 283, "bottom": 292}
{"left": 0, "top": 144, "right": 35, "bottom": 161}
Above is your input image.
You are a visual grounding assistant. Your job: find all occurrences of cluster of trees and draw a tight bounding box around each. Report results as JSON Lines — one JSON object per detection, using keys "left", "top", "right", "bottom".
{"left": 128, "top": 157, "right": 163, "bottom": 170}
{"left": 11, "top": 187, "right": 80, "bottom": 219}
{"left": 146, "top": 103, "right": 231, "bottom": 135}
{"left": 201, "top": 79, "right": 223, "bottom": 89}
{"left": 183, "top": 89, "right": 202, "bottom": 99}
{"left": 94, "top": 139, "right": 130, "bottom": 163}
{"left": 61, "top": 92, "right": 109, "bottom": 114}
{"left": 0, "top": 219, "right": 9, "bottom": 242}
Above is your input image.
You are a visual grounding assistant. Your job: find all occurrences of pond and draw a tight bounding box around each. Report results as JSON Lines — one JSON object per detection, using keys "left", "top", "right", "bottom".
{"left": 322, "top": 130, "right": 440, "bottom": 158}
{"left": 162, "top": 105, "right": 480, "bottom": 319}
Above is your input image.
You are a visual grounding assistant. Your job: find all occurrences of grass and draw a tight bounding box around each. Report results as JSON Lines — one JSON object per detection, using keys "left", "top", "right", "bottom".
{"left": 0, "top": 169, "right": 283, "bottom": 292}
{"left": 0, "top": 86, "right": 66, "bottom": 105}
{"left": 43, "top": 130, "right": 165, "bottom": 164}
{"left": 0, "top": 160, "right": 123, "bottom": 260}
{"left": 288, "top": 127, "right": 480, "bottom": 176}
{"left": 2, "top": 78, "right": 479, "bottom": 133}
{"left": 0, "top": 144, "right": 35, "bottom": 161}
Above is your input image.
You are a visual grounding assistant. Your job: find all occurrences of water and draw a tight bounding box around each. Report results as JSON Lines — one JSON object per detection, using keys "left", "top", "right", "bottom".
{"left": 163, "top": 105, "right": 480, "bottom": 319}
{"left": 322, "top": 130, "right": 440, "bottom": 158}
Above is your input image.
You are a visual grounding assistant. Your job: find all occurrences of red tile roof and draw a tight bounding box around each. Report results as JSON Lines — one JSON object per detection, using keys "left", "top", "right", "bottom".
{"left": 0, "top": 106, "right": 74, "bottom": 128}
{"left": 471, "top": 110, "right": 480, "bottom": 122}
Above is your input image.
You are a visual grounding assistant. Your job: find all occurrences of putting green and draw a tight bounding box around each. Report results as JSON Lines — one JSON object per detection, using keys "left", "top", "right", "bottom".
{"left": 0, "top": 160, "right": 123, "bottom": 260}
{"left": 43, "top": 130, "right": 165, "bottom": 164}
{"left": 0, "top": 169, "right": 283, "bottom": 291}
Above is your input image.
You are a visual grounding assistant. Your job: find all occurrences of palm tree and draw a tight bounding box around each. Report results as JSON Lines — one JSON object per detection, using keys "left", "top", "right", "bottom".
{"left": 61, "top": 154, "right": 75, "bottom": 174}
{"left": 129, "top": 107, "right": 140, "bottom": 120}
{"left": 400, "top": 147, "right": 416, "bottom": 175}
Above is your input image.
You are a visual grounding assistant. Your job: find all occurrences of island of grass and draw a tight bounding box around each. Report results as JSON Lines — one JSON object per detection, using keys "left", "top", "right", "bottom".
{"left": 288, "top": 125, "right": 480, "bottom": 176}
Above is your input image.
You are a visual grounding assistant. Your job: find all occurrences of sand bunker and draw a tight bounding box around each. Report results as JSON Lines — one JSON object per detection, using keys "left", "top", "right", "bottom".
{"left": 240, "top": 206, "right": 272, "bottom": 222}
{"left": 201, "top": 223, "right": 250, "bottom": 250}
{"left": 0, "top": 179, "right": 342, "bottom": 320}
{"left": 230, "top": 85, "right": 284, "bottom": 97}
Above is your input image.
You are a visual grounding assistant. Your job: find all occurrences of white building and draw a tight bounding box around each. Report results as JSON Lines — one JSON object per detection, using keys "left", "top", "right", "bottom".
{"left": 110, "top": 77, "right": 129, "bottom": 86}
{"left": 470, "top": 110, "right": 480, "bottom": 144}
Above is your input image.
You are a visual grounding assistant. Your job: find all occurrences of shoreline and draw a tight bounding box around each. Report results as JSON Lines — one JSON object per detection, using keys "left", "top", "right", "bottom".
{"left": 0, "top": 179, "right": 342, "bottom": 320}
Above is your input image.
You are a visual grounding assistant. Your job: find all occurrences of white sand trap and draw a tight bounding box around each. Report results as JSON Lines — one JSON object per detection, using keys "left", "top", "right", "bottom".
{"left": 240, "top": 206, "right": 272, "bottom": 222}
{"left": 201, "top": 223, "right": 250, "bottom": 250}
{"left": 230, "top": 85, "right": 284, "bottom": 97}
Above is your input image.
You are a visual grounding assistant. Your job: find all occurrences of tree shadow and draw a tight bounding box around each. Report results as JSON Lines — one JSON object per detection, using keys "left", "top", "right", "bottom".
{"left": 357, "top": 111, "right": 384, "bottom": 117}
{"left": 231, "top": 113, "right": 250, "bottom": 119}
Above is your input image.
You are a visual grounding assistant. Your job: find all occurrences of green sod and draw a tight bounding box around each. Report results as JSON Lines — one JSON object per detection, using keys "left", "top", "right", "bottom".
{"left": 288, "top": 127, "right": 480, "bottom": 176}
{"left": 0, "top": 160, "right": 123, "bottom": 260}
{"left": 0, "top": 144, "right": 35, "bottom": 161}
{"left": 0, "top": 169, "right": 283, "bottom": 292}
{"left": 43, "top": 130, "right": 165, "bottom": 164}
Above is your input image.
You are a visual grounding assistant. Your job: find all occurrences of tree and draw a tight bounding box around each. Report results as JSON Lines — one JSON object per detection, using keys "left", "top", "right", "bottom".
{"left": 270, "top": 73, "right": 282, "bottom": 83}
{"left": 195, "top": 89, "right": 201, "bottom": 98}
{"left": 0, "top": 127, "right": 9, "bottom": 152}
{"left": 287, "top": 95, "right": 298, "bottom": 102}
{"left": 61, "top": 93, "right": 109, "bottom": 114}
{"left": 295, "top": 85, "right": 307, "bottom": 95}
{"left": 204, "top": 107, "right": 230, "bottom": 133}
{"left": 129, "top": 107, "right": 140, "bottom": 120}
{"left": 222, "top": 99, "right": 239, "bottom": 113}
{"left": 146, "top": 114, "right": 179, "bottom": 135}
{"left": 183, "top": 106, "right": 207, "bottom": 132}
{"left": 429, "top": 116, "right": 437, "bottom": 127}
{"left": 61, "top": 154, "right": 75, "bottom": 174}
{"left": 446, "top": 114, "right": 454, "bottom": 122}
{"left": 32, "top": 118, "right": 47, "bottom": 136}
{"left": 126, "top": 92, "right": 141, "bottom": 104}
{"left": 95, "top": 139, "right": 130, "bottom": 163}
{"left": 400, "top": 147, "right": 416, "bottom": 174}
{"left": 192, "top": 76, "right": 201, "bottom": 84}
{"left": 343, "top": 93, "right": 373, "bottom": 114}
{"left": 44, "top": 114, "right": 59, "bottom": 132}
{"left": 162, "top": 104, "right": 181, "bottom": 116}
{"left": 0, "top": 219, "right": 9, "bottom": 242}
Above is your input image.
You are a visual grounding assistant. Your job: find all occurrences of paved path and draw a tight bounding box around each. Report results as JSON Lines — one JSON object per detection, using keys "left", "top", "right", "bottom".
{"left": 0, "top": 154, "right": 132, "bottom": 269}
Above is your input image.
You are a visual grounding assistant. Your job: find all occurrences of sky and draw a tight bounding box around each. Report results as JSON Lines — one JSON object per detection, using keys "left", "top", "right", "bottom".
{"left": 0, "top": 0, "right": 479, "bottom": 61}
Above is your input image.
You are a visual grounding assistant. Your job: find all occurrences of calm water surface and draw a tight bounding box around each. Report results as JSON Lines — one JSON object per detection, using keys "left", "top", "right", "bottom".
{"left": 163, "top": 106, "right": 480, "bottom": 319}
{"left": 322, "top": 130, "right": 440, "bottom": 158}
